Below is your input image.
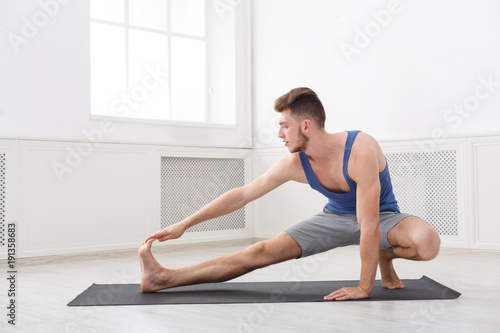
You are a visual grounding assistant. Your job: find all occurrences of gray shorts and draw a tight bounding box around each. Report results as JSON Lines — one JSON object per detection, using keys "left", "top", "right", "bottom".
{"left": 284, "top": 209, "right": 412, "bottom": 258}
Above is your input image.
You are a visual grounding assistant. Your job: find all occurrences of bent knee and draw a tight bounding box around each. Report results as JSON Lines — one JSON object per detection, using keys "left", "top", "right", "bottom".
{"left": 415, "top": 228, "right": 441, "bottom": 260}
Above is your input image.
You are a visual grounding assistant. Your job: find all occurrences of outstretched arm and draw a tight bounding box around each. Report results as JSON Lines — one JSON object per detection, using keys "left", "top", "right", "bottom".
{"left": 145, "top": 154, "right": 303, "bottom": 243}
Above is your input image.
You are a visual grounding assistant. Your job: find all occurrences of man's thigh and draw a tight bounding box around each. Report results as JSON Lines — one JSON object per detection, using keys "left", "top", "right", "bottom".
{"left": 379, "top": 212, "right": 414, "bottom": 249}
{"left": 261, "top": 231, "right": 303, "bottom": 261}
{"left": 284, "top": 210, "right": 358, "bottom": 258}
{"left": 386, "top": 215, "right": 437, "bottom": 248}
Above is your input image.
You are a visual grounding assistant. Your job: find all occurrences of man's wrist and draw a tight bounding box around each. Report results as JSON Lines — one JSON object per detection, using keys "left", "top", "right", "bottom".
{"left": 358, "top": 284, "right": 372, "bottom": 295}
{"left": 179, "top": 219, "right": 191, "bottom": 230}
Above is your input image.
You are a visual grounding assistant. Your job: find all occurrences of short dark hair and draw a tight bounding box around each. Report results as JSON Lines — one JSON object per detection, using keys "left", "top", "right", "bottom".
{"left": 274, "top": 87, "right": 326, "bottom": 128}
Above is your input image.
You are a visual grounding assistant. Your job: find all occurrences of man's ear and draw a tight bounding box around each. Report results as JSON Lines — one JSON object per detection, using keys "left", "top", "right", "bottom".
{"left": 302, "top": 119, "right": 313, "bottom": 132}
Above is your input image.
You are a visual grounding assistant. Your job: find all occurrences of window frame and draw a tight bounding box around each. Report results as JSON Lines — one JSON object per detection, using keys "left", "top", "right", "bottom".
{"left": 89, "top": 0, "right": 238, "bottom": 128}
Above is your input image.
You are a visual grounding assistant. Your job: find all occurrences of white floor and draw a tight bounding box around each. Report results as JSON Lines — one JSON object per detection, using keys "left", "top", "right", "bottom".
{"left": 2, "top": 240, "right": 500, "bottom": 333}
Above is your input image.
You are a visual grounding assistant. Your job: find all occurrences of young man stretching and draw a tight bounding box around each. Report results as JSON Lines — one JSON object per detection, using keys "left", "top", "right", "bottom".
{"left": 139, "top": 87, "right": 440, "bottom": 301}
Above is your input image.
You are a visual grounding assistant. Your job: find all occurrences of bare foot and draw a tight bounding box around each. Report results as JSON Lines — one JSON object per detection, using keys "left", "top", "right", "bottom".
{"left": 139, "top": 239, "right": 171, "bottom": 292}
{"left": 379, "top": 250, "right": 405, "bottom": 290}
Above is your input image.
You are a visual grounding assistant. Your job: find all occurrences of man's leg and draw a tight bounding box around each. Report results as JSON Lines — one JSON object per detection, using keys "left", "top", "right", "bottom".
{"left": 379, "top": 216, "right": 441, "bottom": 289}
{"left": 139, "top": 231, "right": 302, "bottom": 292}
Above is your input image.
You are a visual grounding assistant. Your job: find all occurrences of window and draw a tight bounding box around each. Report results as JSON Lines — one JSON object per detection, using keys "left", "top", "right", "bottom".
{"left": 90, "top": 0, "right": 237, "bottom": 125}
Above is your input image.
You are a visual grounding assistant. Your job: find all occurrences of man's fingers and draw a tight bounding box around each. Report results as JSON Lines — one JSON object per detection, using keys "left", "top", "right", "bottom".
{"left": 144, "top": 225, "right": 182, "bottom": 244}
{"left": 324, "top": 294, "right": 343, "bottom": 301}
{"left": 324, "top": 289, "right": 342, "bottom": 301}
{"left": 324, "top": 286, "right": 369, "bottom": 301}
{"left": 157, "top": 234, "right": 172, "bottom": 242}
{"left": 143, "top": 233, "right": 163, "bottom": 244}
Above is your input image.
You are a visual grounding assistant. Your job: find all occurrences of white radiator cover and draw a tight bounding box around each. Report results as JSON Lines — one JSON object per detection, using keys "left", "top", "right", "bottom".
{"left": 381, "top": 140, "right": 466, "bottom": 246}
{"left": 160, "top": 156, "right": 247, "bottom": 233}
{"left": 386, "top": 150, "right": 458, "bottom": 236}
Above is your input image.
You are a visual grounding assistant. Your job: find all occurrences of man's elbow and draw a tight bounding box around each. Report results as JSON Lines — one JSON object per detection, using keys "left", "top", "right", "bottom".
{"left": 229, "top": 187, "right": 248, "bottom": 209}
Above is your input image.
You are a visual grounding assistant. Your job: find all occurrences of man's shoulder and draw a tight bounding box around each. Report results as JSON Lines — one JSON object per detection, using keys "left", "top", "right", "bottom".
{"left": 279, "top": 152, "right": 302, "bottom": 167}
{"left": 350, "top": 132, "right": 385, "bottom": 174}
{"left": 269, "top": 153, "right": 307, "bottom": 183}
{"left": 352, "top": 132, "right": 380, "bottom": 151}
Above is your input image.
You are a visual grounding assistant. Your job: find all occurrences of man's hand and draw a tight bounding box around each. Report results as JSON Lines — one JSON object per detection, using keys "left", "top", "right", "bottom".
{"left": 144, "top": 222, "right": 187, "bottom": 244}
{"left": 323, "top": 286, "right": 370, "bottom": 301}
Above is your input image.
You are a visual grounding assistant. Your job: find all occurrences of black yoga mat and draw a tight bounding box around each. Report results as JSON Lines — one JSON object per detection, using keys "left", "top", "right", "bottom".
{"left": 67, "top": 276, "right": 460, "bottom": 306}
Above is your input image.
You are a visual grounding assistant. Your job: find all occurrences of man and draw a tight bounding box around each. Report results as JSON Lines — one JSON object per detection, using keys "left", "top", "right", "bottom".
{"left": 139, "top": 87, "right": 440, "bottom": 301}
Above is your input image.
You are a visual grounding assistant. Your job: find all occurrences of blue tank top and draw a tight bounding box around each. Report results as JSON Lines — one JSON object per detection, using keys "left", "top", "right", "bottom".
{"left": 298, "top": 130, "right": 400, "bottom": 215}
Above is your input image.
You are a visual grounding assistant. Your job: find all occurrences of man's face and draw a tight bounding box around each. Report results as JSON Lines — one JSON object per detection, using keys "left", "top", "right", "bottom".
{"left": 278, "top": 109, "right": 309, "bottom": 153}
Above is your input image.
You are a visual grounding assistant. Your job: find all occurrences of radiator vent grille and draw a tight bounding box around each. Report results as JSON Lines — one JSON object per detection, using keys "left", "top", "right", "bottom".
{"left": 1, "top": 153, "right": 5, "bottom": 246}
{"left": 161, "top": 157, "right": 246, "bottom": 232}
{"left": 386, "top": 150, "right": 458, "bottom": 236}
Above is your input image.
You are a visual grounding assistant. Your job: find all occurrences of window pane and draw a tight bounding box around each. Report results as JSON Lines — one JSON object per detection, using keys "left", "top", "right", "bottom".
{"left": 128, "top": 30, "right": 169, "bottom": 121}
{"left": 90, "top": 23, "right": 126, "bottom": 116}
{"left": 170, "top": 37, "right": 206, "bottom": 122}
{"left": 171, "top": 0, "right": 205, "bottom": 37}
{"left": 129, "top": 0, "right": 167, "bottom": 31}
{"left": 90, "top": 0, "right": 124, "bottom": 23}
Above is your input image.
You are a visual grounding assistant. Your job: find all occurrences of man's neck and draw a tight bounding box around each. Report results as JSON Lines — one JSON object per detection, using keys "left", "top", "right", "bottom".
{"left": 302, "top": 131, "right": 345, "bottom": 161}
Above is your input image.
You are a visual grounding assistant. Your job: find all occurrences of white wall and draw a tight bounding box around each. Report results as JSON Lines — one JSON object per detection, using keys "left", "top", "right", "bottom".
{"left": 468, "top": 137, "right": 500, "bottom": 250}
{"left": 0, "top": 0, "right": 252, "bottom": 148}
{"left": 252, "top": 0, "right": 500, "bottom": 147}
{"left": 2, "top": 0, "right": 500, "bottom": 257}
